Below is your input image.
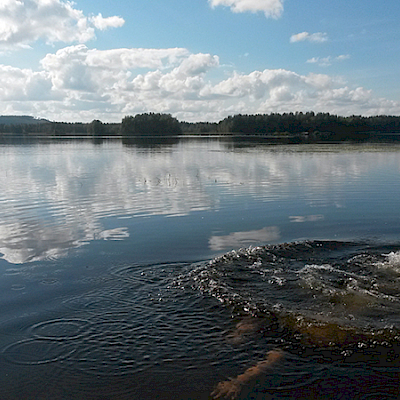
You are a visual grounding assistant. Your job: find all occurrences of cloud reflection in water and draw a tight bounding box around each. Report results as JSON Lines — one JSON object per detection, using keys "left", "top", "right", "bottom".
{"left": 0, "top": 140, "right": 397, "bottom": 264}
{"left": 209, "top": 227, "right": 281, "bottom": 251}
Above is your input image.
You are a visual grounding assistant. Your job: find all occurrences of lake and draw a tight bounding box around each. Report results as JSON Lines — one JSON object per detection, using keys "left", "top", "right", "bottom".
{"left": 0, "top": 137, "right": 400, "bottom": 399}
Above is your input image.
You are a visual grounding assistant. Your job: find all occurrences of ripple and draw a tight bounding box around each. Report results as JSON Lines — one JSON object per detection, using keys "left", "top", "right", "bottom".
{"left": 28, "top": 319, "right": 90, "bottom": 341}
{"left": 5, "top": 268, "right": 22, "bottom": 276}
{"left": 62, "top": 293, "right": 127, "bottom": 313}
{"left": 111, "top": 262, "right": 188, "bottom": 285}
{"left": 2, "top": 338, "right": 76, "bottom": 365}
{"left": 40, "top": 277, "right": 60, "bottom": 285}
{"left": 11, "top": 283, "right": 25, "bottom": 291}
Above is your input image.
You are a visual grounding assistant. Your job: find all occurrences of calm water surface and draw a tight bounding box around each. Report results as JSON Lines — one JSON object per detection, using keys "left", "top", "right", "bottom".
{"left": 0, "top": 138, "right": 400, "bottom": 399}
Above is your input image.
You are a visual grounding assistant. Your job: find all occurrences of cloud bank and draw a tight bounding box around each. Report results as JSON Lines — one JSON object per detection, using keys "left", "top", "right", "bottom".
{"left": 209, "top": 0, "right": 284, "bottom": 19}
{"left": 0, "top": 0, "right": 124, "bottom": 49}
{"left": 0, "top": 44, "right": 399, "bottom": 122}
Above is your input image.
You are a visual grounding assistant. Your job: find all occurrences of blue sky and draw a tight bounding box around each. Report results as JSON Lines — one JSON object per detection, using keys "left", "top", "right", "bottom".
{"left": 1, "top": 0, "right": 400, "bottom": 122}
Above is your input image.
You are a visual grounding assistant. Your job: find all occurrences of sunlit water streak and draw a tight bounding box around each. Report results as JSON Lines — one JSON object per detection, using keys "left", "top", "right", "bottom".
{"left": 1, "top": 139, "right": 400, "bottom": 399}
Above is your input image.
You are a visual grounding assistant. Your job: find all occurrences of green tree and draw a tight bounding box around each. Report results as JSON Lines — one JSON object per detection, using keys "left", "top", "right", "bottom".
{"left": 120, "top": 113, "right": 182, "bottom": 136}
{"left": 87, "top": 120, "right": 105, "bottom": 136}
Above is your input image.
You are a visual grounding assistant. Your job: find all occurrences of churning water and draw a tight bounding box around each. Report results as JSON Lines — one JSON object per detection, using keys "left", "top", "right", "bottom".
{"left": 1, "top": 138, "right": 400, "bottom": 399}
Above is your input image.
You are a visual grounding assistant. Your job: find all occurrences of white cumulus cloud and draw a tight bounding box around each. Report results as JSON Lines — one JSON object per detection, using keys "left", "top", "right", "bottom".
{"left": 0, "top": 0, "right": 125, "bottom": 49}
{"left": 290, "top": 32, "right": 328, "bottom": 43}
{"left": 90, "top": 13, "right": 125, "bottom": 31}
{"left": 209, "top": 0, "right": 284, "bottom": 18}
{"left": 0, "top": 45, "right": 399, "bottom": 122}
{"left": 307, "top": 54, "right": 350, "bottom": 67}
{"left": 0, "top": 64, "right": 54, "bottom": 101}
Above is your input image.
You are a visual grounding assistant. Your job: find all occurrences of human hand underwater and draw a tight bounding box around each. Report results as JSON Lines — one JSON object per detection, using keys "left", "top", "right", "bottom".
{"left": 211, "top": 350, "right": 283, "bottom": 399}
{"left": 211, "top": 378, "right": 242, "bottom": 400}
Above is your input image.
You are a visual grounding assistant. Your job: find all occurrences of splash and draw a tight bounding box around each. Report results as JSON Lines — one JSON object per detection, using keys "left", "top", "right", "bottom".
{"left": 177, "top": 240, "right": 400, "bottom": 350}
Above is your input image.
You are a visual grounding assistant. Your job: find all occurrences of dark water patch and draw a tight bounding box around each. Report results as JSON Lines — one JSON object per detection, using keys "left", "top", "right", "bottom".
{"left": 62, "top": 292, "right": 129, "bottom": 314}
{"left": 66, "top": 320, "right": 142, "bottom": 376}
{"left": 3, "top": 241, "right": 400, "bottom": 399}
{"left": 0, "top": 260, "right": 234, "bottom": 398}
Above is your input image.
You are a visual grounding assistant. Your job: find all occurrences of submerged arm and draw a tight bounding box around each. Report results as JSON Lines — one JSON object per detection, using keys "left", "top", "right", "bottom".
{"left": 211, "top": 350, "right": 283, "bottom": 399}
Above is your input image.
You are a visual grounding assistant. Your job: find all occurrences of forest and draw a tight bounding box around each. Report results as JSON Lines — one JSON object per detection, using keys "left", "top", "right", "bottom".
{"left": 215, "top": 112, "right": 400, "bottom": 141}
{"left": 1, "top": 112, "right": 400, "bottom": 142}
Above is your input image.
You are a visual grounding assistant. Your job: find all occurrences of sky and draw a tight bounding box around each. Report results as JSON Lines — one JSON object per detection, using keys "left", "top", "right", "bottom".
{"left": 0, "top": 0, "right": 400, "bottom": 123}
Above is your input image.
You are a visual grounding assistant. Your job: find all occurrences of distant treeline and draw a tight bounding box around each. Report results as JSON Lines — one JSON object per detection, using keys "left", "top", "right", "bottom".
{"left": 216, "top": 112, "right": 400, "bottom": 141}
{"left": 2, "top": 112, "right": 400, "bottom": 141}
{"left": 0, "top": 119, "right": 120, "bottom": 136}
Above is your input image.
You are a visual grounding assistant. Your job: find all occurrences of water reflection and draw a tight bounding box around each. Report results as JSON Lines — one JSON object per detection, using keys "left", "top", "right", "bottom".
{"left": 122, "top": 136, "right": 181, "bottom": 148}
{"left": 209, "top": 227, "right": 280, "bottom": 251}
{"left": 0, "top": 140, "right": 400, "bottom": 264}
{"left": 289, "top": 214, "right": 324, "bottom": 223}
{"left": 0, "top": 221, "right": 83, "bottom": 264}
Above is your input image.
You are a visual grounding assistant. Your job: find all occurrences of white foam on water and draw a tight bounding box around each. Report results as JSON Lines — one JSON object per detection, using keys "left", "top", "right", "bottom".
{"left": 385, "top": 251, "right": 400, "bottom": 268}
{"left": 375, "top": 251, "right": 400, "bottom": 273}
